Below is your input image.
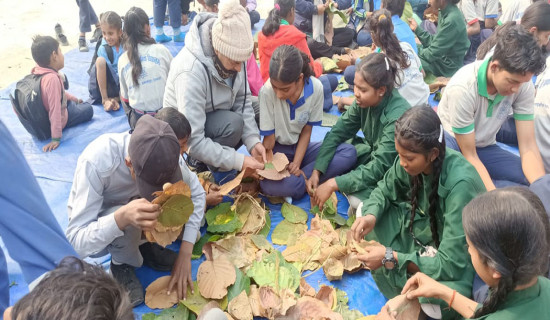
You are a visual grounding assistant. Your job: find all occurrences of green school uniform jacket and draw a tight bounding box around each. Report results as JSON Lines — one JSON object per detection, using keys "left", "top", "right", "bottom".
{"left": 471, "top": 277, "right": 550, "bottom": 320}
{"left": 361, "top": 149, "right": 486, "bottom": 318}
{"left": 415, "top": 4, "right": 470, "bottom": 78}
{"left": 314, "top": 90, "right": 410, "bottom": 200}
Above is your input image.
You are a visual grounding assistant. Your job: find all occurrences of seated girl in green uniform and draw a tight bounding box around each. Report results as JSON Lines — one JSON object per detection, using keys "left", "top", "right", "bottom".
{"left": 351, "top": 107, "right": 486, "bottom": 319}
{"left": 407, "top": 0, "right": 469, "bottom": 78}
{"left": 400, "top": 187, "right": 550, "bottom": 320}
{"left": 307, "top": 53, "right": 410, "bottom": 212}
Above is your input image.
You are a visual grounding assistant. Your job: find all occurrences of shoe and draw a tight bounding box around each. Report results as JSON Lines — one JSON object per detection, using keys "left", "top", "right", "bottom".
{"left": 186, "top": 156, "right": 209, "bottom": 173}
{"left": 110, "top": 262, "right": 144, "bottom": 307}
{"left": 155, "top": 33, "right": 172, "bottom": 43}
{"left": 173, "top": 32, "right": 186, "bottom": 43}
{"left": 78, "top": 38, "right": 89, "bottom": 52}
{"left": 90, "top": 27, "right": 102, "bottom": 43}
{"left": 54, "top": 23, "right": 69, "bottom": 46}
{"left": 139, "top": 242, "right": 178, "bottom": 272}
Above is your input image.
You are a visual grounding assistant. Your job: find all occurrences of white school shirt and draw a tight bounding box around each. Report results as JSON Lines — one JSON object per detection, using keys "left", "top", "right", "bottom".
{"left": 475, "top": 0, "right": 499, "bottom": 22}
{"left": 535, "top": 55, "right": 550, "bottom": 172}
{"left": 259, "top": 77, "right": 323, "bottom": 145}
{"left": 499, "top": 0, "right": 532, "bottom": 23}
{"left": 118, "top": 43, "right": 173, "bottom": 112}
{"left": 66, "top": 132, "right": 205, "bottom": 259}
{"left": 438, "top": 58, "right": 535, "bottom": 148}
{"left": 396, "top": 42, "right": 430, "bottom": 107}
{"left": 459, "top": 0, "right": 479, "bottom": 25}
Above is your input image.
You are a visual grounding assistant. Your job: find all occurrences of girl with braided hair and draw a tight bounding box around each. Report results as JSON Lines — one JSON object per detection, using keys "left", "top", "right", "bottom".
{"left": 351, "top": 106, "right": 486, "bottom": 319}
{"left": 402, "top": 187, "right": 550, "bottom": 319}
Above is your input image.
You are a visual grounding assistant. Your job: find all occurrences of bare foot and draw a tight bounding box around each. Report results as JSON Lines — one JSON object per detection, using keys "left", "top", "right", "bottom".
{"left": 103, "top": 99, "right": 115, "bottom": 111}
{"left": 110, "top": 98, "right": 120, "bottom": 111}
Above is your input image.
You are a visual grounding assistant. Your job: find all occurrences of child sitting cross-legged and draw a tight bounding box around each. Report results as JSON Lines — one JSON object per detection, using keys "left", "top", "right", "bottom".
{"left": 31, "top": 36, "right": 93, "bottom": 152}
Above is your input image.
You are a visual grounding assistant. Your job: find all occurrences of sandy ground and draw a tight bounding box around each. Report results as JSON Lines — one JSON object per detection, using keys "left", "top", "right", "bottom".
{"left": 0, "top": 0, "right": 271, "bottom": 90}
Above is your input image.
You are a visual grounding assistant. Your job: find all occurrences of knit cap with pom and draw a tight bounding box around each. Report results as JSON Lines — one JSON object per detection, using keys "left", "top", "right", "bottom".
{"left": 211, "top": 0, "right": 253, "bottom": 62}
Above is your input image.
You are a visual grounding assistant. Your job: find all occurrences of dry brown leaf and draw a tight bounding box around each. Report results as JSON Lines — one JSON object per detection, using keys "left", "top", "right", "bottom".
{"left": 323, "top": 257, "right": 344, "bottom": 281}
{"left": 256, "top": 168, "right": 291, "bottom": 181}
{"left": 315, "top": 285, "right": 336, "bottom": 309}
{"left": 219, "top": 167, "right": 256, "bottom": 195}
{"left": 212, "top": 236, "right": 257, "bottom": 269}
{"left": 385, "top": 294, "right": 422, "bottom": 320}
{"left": 144, "top": 224, "right": 183, "bottom": 247}
{"left": 350, "top": 239, "right": 381, "bottom": 254}
{"left": 197, "top": 255, "right": 237, "bottom": 299}
{"left": 225, "top": 312, "right": 236, "bottom": 320}
{"left": 248, "top": 285, "right": 264, "bottom": 317}
{"left": 342, "top": 252, "right": 363, "bottom": 273}
{"left": 235, "top": 194, "right": 266, "bottom": 235}
{"left": 144, "top": 276, "right": 179, "bottom": 309}
{"left": 272, "top": 152, "right": 289, "bottom": 172}
{"left": 282, "top": 296, "right": 344, "bottom": 320}
{"left": 282, "top": 240, "right": 318, "bottom": 263}
{"left": 309, "top": 215, "right": 340, "bottom": 246}
{"left": 152, "top": 180, "right": 192, "bottom": 205}
{"left": 259, "top": 286, "right": 282, "bottom": 319}
{"left": 228, "top": 290, "right": 253, "bottom": 320}
{"left": 279, "top": 288, "right": 297, "bottom": 316}
{"left": 303, "top": 261, "right": 321, "bottom": 271}
{"left": 319, "top": 245, "right": 348, "bottom": 264}
{"left": 299, "top": 279, "right": 316, "bottom": 298}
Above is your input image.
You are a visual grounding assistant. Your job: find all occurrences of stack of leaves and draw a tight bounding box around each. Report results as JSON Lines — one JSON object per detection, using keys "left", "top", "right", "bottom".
{"left": 144, "top": 181, "right": 195, "bottom": 247}
{"left": 257, "top": 152, "right": 291, "bottom": 181}
{"left": 282, "top": 215, "right": 379, "bottom": 281}
{"left": 271, "top": 202, "right": 309, "bottom": 245}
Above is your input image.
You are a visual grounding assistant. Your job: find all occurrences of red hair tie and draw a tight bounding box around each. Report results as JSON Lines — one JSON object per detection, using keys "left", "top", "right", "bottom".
{"left": 275, "top": 3, "right": 281, "bottom": 10}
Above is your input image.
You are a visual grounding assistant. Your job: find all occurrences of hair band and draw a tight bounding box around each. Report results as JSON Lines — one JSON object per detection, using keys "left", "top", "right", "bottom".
{"left": 438, "top": 124, "right": 444, "bottom": 143}
{"left": 274, "top": 3, "right": 281, "bottom": 10}
{"left": 384, "top": 56, "right": 390, "bottom": 71}
{"left": 378, "top": 14, "right": 387, "bottom": 21}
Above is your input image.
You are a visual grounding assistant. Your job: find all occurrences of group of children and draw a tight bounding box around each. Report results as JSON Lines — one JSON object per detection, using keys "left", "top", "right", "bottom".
{"left": 4, "top": 0, "right": 550, "bottom": 318}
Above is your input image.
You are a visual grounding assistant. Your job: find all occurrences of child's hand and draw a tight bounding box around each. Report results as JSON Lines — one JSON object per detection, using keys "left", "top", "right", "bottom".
{"left": 317, "top": 3, "right": 327, "bottom": 15}
{"left": 243, "top": 156, "right": 264, "bottom": 170}
{"left": 376, "top": 305, "right": 398, "bottom": 320}
{"left": 311, "top": 178, "right": 337, "bottom": 209}
{"left": 251, "top": 143, "right": 267, "bottom": 163}
{"left": 408, "top": 18, "right": 418, "bottom": 31}
{"left": 110, "top": 98, "right": 120, "bottom": 111}
{"left": 168, "top": 241, "right": 194, "bottom": 300}
{"left": 402, "top": 272, "right": 449, "bottom": 300}
{"left": 43, "top": 140, "right": 60, "bottom": 152}
{"left": 103, "top": 99, "right": 115, "bottom": 111}
{"left": 287, "top": 162, "right": 301, "bottom": 176}
{"left": 306, "top": 170, "right": 320, "bottom": 195}
{"left": 206, "top": 191, "right": 223, "bottom": 207}
{"left": 351, "top": 214, "right": 376, "bottom": 242}
{"left": 356, "top": 242, "right": 385, "bottom": 270}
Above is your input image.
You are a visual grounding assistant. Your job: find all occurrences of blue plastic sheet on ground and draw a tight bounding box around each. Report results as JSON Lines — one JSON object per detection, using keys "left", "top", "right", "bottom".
{"left": 0, "top": 17, "right": 521, "bottom": 319}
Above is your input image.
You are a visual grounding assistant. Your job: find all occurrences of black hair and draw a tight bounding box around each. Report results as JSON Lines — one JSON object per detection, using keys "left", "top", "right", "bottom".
{"left": 478, "top": 2, "right": 550, "bottom": 59}
{"left": 155, "top": 108, "right": 192, "bottom": 140}
{"left": 381, "top": 0, "right": 406, "bottom": 17}
{"left": 100, "top": 11, "right": 122, "bottom": 30}
{"left": 370, "top": 10, "right": 410, "bottom": 70}
{"left": 356, "top": 52, "right": 399, "bottom": 95}
{"left": 262, "top": 0, "right": 295, "bottom": 37}
{"left": 31, "top": 35, "right": 60, "bottom": 68}
{"left": 123, "top": 7, "right": 156, "bottom": 87}
{"left": 11, "top": 256, "right": 134, "bottom": 320}
{"left": 269, "top": 44, "right": 314, "bottom": 83}
{"left": 492, "top": 24, "right": 546, "bottom": 75}
{"left": 395, "top": 107, "right": 446, "bottom": 247}
{"left": 205, "top": 0, "right": 220, "bottom": 7}
{"left": 463, "top": 187, "right": 550, "bottom": 317}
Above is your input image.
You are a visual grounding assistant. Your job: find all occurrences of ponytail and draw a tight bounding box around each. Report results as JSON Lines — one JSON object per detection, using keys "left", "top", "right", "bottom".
{"left": 356, "top": 52, "right": 399, "bottom": 95}
{"left": 395, "top": 107, "right": 446, "bottom": 247}
{"left": 262, "top": 0, "right": 296, "bottom": 37}
{"left": 122, "top": 7, "right": 156, "bottom": 87}
{"left": 370, "top": 9, "right": 410, "bottom": 70}
{"left": 269, "top": 44, "right": 314, "bottom": 83}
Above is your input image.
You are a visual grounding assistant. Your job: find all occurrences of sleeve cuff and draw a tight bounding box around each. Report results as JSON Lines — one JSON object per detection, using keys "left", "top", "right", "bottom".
{"left": 182, "top": 225, "right": 199, "bottom": 245}
{"left": 467, "top": 18, "right": 479, "bottom": 25}
{"left": 260, "top": 129, "right": 275, "bottom": 136}
{"left": 307, "top": 120, "right": 322, "bottom": 126}
{"left": 243, "top": 135, "right": 261, "bottom": 153}
{"left": 485, "top": 14, "right": 498, "bottom": 19}
{"left": 513, "top": 113, "right": 534, "bottom": 121}
{"left": 451, "top": 124, "right": 475, "bottom": 135}
{"left": 101, "top": 213, "right": 125, "bottom": 239}
{"left": 233, "top": 152, "right": 245, "bottom": 171}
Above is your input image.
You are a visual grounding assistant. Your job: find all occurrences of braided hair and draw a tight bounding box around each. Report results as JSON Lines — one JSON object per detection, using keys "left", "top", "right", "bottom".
{"left": 463, "top": 187, "right": 550, "bottom": 317}
{"left": 395, "top": 107, "right": 446, "bottom": 247}
{"left": 262, "top": 0, "right": 295, "bottom": 37}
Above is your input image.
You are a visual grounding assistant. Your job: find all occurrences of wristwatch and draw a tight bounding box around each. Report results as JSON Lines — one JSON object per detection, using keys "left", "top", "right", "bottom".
{"left": 382, "top": 247, "right": 398, "bottom": 270}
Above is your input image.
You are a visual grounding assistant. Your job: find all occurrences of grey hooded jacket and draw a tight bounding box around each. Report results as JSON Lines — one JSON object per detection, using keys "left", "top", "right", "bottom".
{"left": 163, "top": 12, "right": 260, "bottom": 171}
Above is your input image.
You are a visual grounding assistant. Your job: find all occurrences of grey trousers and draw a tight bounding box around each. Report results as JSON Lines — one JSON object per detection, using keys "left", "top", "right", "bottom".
{"left": 76, "top": 0, "right": 98, "bottom": 33}
{"left": 99, "top": 206, "right": 144, "bottom": 267}
{"left": 204, "top": 100, "right": 260, "bottom": 149}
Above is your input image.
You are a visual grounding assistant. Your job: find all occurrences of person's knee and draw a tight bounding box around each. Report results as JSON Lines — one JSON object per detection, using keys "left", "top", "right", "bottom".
{"left": 224, "top": 113, "right": 244, "bottom": 142}
{"left": 343, "top": 66, "right": 356, "bottom": 86}
{"left": 356, "top": 30, "right": 372, "bottom": 47}
{"left": 95, "top": 56, "right": 106, "bottom": 69}
{"left": 82, "top": 103, "right": 94, "bottom": 121}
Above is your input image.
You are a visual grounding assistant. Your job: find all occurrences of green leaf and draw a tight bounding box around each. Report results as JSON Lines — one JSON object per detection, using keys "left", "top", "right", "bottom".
{"left": 246, "top": 251, "right": 301, "bottom": 292}
{"left": 328, "top": 2, "right": 348, "bottom": 24}
{"left": 250, "top": 234, "right": 273, "bottom": 252}
{"left": 205, "top": 203, "right": 242, "bottom": 234}
{"left": 334, "top": 289, "right": 364, "bottom": 320}
{"left": 258, "top": 211, "right": 271, "bottom": 237}
{"left": 281, "top": 202, "right": 308, "bottom": 224}
{"left": 141, "top": 303, "right": 191, "bottom": 320}
{"left": 346, "top": 214, "right": 356, "bottom": 228}
{"left": 310, "top": 205, "right": 321, "bottom": 215}
{"left": 181, "top": 282, "right": 228, "bottom": 315}
{"left": 326, "top": 214, "right": 347, "bottom": 227}
{"left": 192, "top": 232, "right": 213, "bottom": 259}
{"left": 271, "top": 220, "right": 307, "bottom": 245}
{"left": 264, "top": 163, "right": 275, "bottom": 170}
{"left": 158, "top": 195, "right": 195, "bottom": 227}
{"left": 324, "top": 197, "right": 337, "bottom": 216}
{"left": 319, "top": 57, "right": 339, "bottom": 72}
{"left": 227, "top": 268, "right": 251, "bottom": 302}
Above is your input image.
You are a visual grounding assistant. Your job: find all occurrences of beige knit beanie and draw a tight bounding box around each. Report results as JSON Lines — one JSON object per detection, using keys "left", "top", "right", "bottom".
{"left": 211, "top": 0, "right": 253, "bottom": 62}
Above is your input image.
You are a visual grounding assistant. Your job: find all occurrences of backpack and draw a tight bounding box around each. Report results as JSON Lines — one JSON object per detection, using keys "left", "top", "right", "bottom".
{"left": 87, "top": 36, "right": 114, "bottom": 75}
{"left": 9, "top": 74, "right": 53, "bottom": 140}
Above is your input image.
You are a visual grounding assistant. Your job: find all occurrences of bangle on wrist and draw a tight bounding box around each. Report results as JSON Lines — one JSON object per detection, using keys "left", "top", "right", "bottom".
{"left": 51, "top": 138, "right": 61, "bottom": 142}
{"left": 446, "top": 289, "right": 457, "bottom": 310}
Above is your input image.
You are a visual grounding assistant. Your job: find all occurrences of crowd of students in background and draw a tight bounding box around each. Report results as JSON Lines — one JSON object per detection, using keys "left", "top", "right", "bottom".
{"left": 3, "top": 0, "right": 550, "bottom": 319}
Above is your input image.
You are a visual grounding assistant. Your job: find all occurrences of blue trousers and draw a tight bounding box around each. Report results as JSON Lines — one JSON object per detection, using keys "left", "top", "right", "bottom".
{"left": 260, "top": 141, "right": 357, "bottom": 199}
{"left": 0, "top": 120, "right": 77, "bottom": 314}
{"left": 76, "top": 0, "right": 98, "bottom": 33}
{"left": 445, "top": 132, "right": 528, "bottom": 187}
{"left": 154, "top": 0, "right": 182, "bottom": 29}
{"left": 66, "top": 100, "right": 94, "bottom": 128}
{"left": 320, "top": 74, "right": 338, "bottom": 111}
{"left": 249, "top": 10, "right": 260, "bottom": 28}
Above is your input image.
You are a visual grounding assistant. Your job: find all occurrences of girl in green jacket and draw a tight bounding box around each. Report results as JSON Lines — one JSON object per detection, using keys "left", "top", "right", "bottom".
{"left": 351, "top": 107, "right": 486, "bottom": 319}
{"left": 399, "top": 187, "right": 550, "bottom": 320}
{"left": 307, "top": 53, "right": 410, "bottom": 211}
{"left": 407, "top": 0, "right": 469, "bottom": 78}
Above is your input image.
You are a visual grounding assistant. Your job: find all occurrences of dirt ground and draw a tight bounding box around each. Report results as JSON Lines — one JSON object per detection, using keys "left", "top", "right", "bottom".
{"left": 0, "top": 0, "right": 271, "bottom": 90}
